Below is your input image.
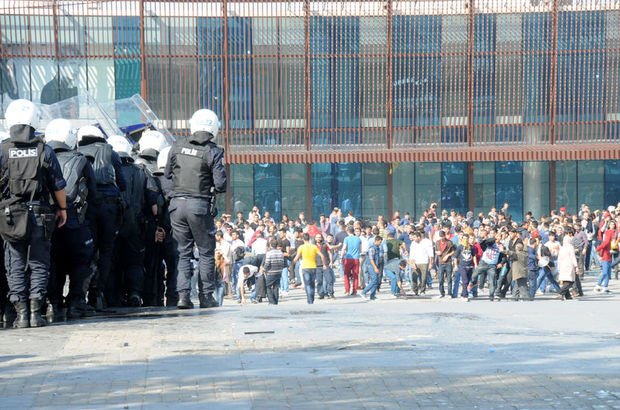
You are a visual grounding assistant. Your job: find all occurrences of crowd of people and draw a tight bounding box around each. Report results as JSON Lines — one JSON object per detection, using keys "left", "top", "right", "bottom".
{"left": 0, "top": 99, "right": 618, "bottom": 332}
{"left": 219, "top": 202, "right": 620, "bottom": 306}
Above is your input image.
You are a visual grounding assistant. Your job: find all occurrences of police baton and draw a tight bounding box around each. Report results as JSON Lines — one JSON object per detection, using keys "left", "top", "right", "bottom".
{"left": 209, "top": 187, "right": 218, "bottom": 217}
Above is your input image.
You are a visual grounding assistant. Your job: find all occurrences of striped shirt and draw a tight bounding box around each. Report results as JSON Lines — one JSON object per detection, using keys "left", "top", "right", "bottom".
{"left": 263, "top": 249, "right": 286, "bottom": 275}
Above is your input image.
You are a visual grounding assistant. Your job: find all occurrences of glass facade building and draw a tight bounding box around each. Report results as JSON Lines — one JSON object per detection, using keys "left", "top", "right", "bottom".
{"left": 1, "top": 1, "right": 620, "bottom": 220}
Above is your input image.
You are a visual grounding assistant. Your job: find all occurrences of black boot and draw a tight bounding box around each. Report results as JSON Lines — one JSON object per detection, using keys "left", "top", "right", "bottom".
{"left": 29, "top": 299, "right": 47, "bottom": 328}
{"left": 200, "top": 293, "right": 218, "bottom": 308}
{"left": 177, "top": 293, "right": 193, "bottom": 309}
{"left": 13, "top": 301, "right": 30, "bottom": 328}
{"left": 46, "top": 303, "right": 65, "bottom": 324}
{"left": 3, "top": 302, "right": 16, "bottom": 329}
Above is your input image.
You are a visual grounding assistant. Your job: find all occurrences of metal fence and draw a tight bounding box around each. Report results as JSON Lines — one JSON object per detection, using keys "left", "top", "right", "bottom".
{"left": 1, "top": 0, "right": 620, "bottom": 163}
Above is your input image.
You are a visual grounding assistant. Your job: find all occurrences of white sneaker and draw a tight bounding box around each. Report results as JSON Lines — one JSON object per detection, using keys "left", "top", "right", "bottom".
{"left": 359, "top": 293, "right": 368, "bottom": 300}
{"left": 602, "top": 287, "right": 612, "bottom": 293}
{"left": 594, "top": 285, "right": 602, "bottom": 292}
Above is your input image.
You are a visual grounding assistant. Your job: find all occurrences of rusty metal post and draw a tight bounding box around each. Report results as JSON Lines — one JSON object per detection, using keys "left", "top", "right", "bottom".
{"left": 52, "top": 0, "right": 60, "bottom": 62}
{"left": 139, "top": 0, "right": 147, "bottom": 98}
{"left": 467, "top": 0, "right": 475, "bottom": 147}
{"left": 386, "top": 0, "right": 393, "bottom": 150}
{"left": 306, "top": 164, "right": 312, "bottom": 221}
{"left": 468, "top": 162, "right": 475, "bottom": 212}
{"left": 304, "top": 0, "right": 311, "bottom": 151}
{"left": 550, "top": 0, "right": 559, "bottom": 145}
{"left": 549, "top": 161, "right": 557, "bottom": 211}
{"left": 222, "top": 0, "right": 231, "bottom": 156}
{"left": 225, "top": 163, "right": 232, "bottom": 215}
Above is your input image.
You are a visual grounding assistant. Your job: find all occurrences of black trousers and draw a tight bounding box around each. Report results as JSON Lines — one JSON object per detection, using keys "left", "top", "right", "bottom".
{"left": 113, "top": 228, "right": 145, "bottom": 299}
{"left": 5, "top": 213, "right": 51, "bottom": 303}
{"left": 49, "top": 224, "right": 95, "bottom": 305}
{"left": 88, "top": 200, "right": 121, "bottom": 300}
{"left": 559, "top": 280, "right": 574, "bottom": 300}
{"left": 265, "top": 273, "right": 281, "bottom": 304}
{"left": 170, "top": 197, "right": 216, "bottom": 297}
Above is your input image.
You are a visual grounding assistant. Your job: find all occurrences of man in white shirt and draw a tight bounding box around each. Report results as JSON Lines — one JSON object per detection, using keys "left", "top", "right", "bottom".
{"left": 230, "top": 230, "right": 246, "bottom": 299}
{"left": 408, "top": 230, "right": 434, "bottom": 295}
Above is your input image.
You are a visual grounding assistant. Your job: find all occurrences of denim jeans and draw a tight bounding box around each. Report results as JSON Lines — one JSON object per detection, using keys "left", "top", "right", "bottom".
{"left": 474, "top": 262, "right": 497, "bottom": 299}
{"left": 437, "top": 263, "right": 453, "bottom": 297}
{"left": 536, "top": 267, "right": 561, "bottom": 293}
{"left": 383, "top": 269, "right": 401, "bottom": 295}
{"left": 214, "top": 281, "right": 226, "bottom": 306}
{"left": 458, "top": 265, "right": 474, "bottom": 298}
{"left": 527, "top": 269, "right": 538, "bottom": 299}
{"left": 321, "top": 266, "right": 335, "bottom": 296}
{"left": 451, "top": 268, "right": 461, "bottom": 298}
{"left": 280, "top": 267, "right": 289, "bottom": 292}
{"left": 315, "top": 266, "right": 326, "bottom": 297}
{"left": 232, "top": 261, "right": 242, "bottom": 297}
{"left": 302, "top": 268, "right": 316, "bottom": 304}
{"left": 362, "top": 267, "right": 379, "bottom": 299}
{"left": 598, "top": 260, "right": 612, "bottom": 287}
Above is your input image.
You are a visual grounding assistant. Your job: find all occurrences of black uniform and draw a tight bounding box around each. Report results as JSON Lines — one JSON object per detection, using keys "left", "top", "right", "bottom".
{"left": 78, "top": 139, "right": 126, "bottom": 307}
{"left": 113, "top": 154, "right": 158, "bottom": 306}
{"left": 134, "top": 154, "right": 166, "bottom": 306}
{"left": 156, "top": 173, "right": 179, "bottom": 307}
{"left": 0, "top": 125, "right": 66, "bottom": 327}
{"left": 164, "top": 131, "right": 226, "bottom": 308}
{"left": 47, "top": 141, "right": 97, "bottom": 319}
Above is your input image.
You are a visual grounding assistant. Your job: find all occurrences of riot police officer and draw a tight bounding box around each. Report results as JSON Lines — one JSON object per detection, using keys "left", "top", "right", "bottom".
{"left": 154, "top": 146, "right": 178, "bottom": 307}
{"left": 0, "top": 99, "right": 67, "bottom": 328}
{"left": 135, "top": 130, "right": 168, "bottom": 306}
{"left": 108, "top": 135, "right": 157, "bottom": 307}
{"left": 77, "top": 125, "right": 126, "bottom": 308}
{"left": 165, "top": 109, "right": 226, "bottom": 309}
{"left": 45, "top": 119, "right": 97, "bottom": 320}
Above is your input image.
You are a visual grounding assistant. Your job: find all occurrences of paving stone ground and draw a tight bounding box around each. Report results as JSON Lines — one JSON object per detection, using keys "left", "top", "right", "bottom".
{"left": 1, "top": 273, "right": 619, "bottom": 409}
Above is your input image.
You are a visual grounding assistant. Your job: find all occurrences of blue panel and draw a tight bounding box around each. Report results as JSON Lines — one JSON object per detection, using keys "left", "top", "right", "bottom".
{"left": 197, "top": 18, "right": 223, "bottom": 119}
{"left": 310, "top": 17, "right": 332, "bottom": 132}
{"left": 227, "top": 17, "right": 253, "bottom": 129}
{"left": 333, "top": 16, "right": 360, "bottom": 130}
{"left": 113, "top": 16, "right": 140, "bottom": 100}
{"left": 473, "top": 15, "right": 496, "bottom": 125}
{"left": 254, "top": 164, "right": 282, "bottom": 220}
{"left": 523, "top": 13, "right": 551, "bottom": 123}
{"left": 557, "top": 11, "right": 605, "bottom": 122}
{"left": 496, "top": 161, "right": 523, "bottom": 220}
{"left": 441, "top": 162, "right": 468, "bottom": 214}
{"left": 392, "top": 16, "right": 442, "bottom": 128}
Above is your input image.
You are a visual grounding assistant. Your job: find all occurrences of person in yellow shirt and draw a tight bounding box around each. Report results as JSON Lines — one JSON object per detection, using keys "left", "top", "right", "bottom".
{"left": 293, "top": 233, "right": 326, "bottom": 304}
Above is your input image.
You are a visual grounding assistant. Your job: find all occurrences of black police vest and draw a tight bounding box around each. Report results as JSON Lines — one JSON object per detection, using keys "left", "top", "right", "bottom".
{"left": 78, "top": 142, "right": 116, "bottom": 186}
{"left": 0, "top": 140, "right": 46, "bottom": 202}
{"left": 170, "top": 140, "right": 214, "bottom": 198}
{"left": 119, "top": 162, "right": 147, "bottom": 228}
{"left": 56, "top": 151, "right": 88, "bottom": 205}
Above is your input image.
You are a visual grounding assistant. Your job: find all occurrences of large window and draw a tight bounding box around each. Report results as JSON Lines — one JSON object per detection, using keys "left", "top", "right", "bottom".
{"left": 473, "top": 14, "right": 496, "bottom": 131}
{"left": 392, "top": 163, "right": 416, "bottom": 217}
{"left": 441, "top": 162, "right": 467, "bottom": 214}
{"left": 556, "top": 161, "right": 577, "bottom": 213}
{"left": 415, "top": 163, "right": 441, "bottom": 215}
{"left": 231, "top": 165, "right": 254, "bottom": 215}
{"left": 495, "top": 161, "right": 523, "bottom": 219}
{"left": 254, "top": 164, "right": 281, "bottom": 219}
{"left": 474, "top": 162, "right": 495, "bottom": 216}
{"left": 197, "top": 18, "right": 224, "bottom": 125}
{"left": 362, "top": 163, "right": 388, "bottom": 219}
{"left": 282, "top": 164, "right": 307, "bottom": 221}
{"left": 523, "top": 13, "right": 551, "bottom": 125}
{"left": 578, "top": 161, "right": 604, "bottom": 211}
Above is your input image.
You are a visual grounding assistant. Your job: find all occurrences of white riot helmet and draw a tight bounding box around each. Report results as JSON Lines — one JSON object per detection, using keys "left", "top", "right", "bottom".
{"left": 77, "top": 125, "right": 105, "bottom": 143}
{"left": 139, "top": 129, "right": 169, "bottom": 155}
{"left": 4, "top": 99, "right": 41, "bottom": 129}
{"left": 108, "top": 135, "right": 134, "bottom": 158}
{"left": 45, "top": 118, "right": 77, "bottom": 149}
{"left": 189, "top": 109, "right": 219, "bottom": 138}
{"left": 157, "top": 146, "right": 171, "bottom": 171}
